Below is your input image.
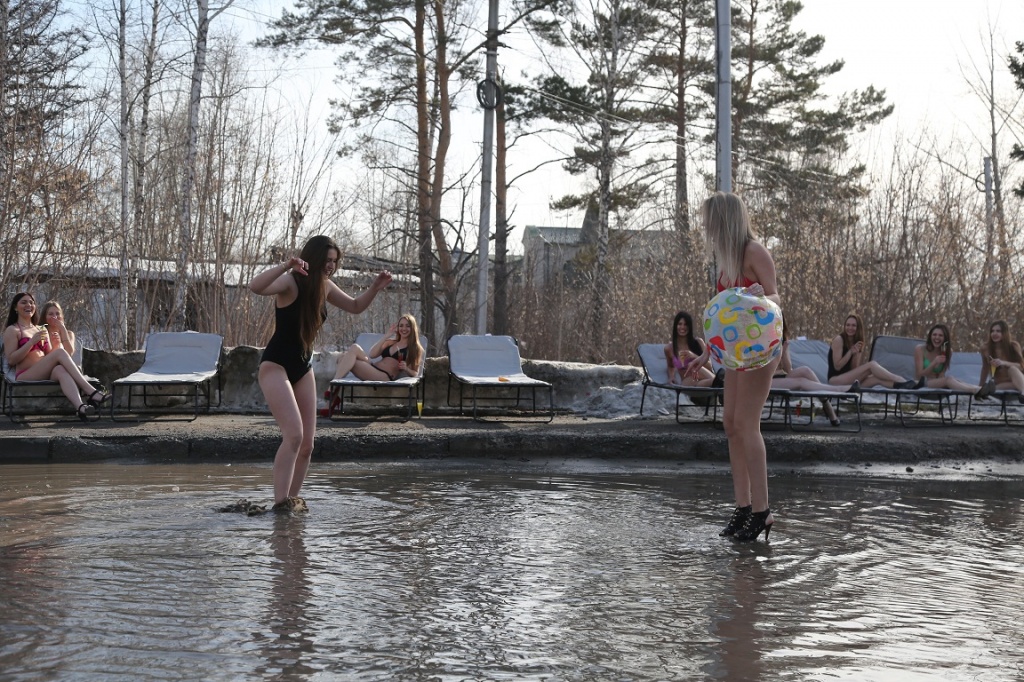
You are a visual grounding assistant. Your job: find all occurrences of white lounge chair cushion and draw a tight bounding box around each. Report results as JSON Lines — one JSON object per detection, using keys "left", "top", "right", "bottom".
{"left": 448, "top": 335, "right": 549, "bottom": 386}
{"left": 114, "top": 332, "right": 222, "bottom": 384}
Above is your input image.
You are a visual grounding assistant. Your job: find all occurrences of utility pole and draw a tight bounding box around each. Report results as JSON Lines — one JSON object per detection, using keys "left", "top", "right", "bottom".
{"left": 715, "top": 0, "right": 731, "bottom": 193}
{"left": 983, "top": 157, "right": 993, "bottom": 241}
{"left": 474, "top": 0, "right": 500, "bottom": 335}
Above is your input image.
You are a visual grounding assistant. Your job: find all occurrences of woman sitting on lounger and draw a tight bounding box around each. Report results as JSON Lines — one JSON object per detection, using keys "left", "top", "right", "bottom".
{"left": 979, "top": 320, "right": 1024, "bottom": 401}
{"left": 2, "top": 292, "right": 110, "bottom": 421}
{"left": 914, "top": 323, "right": 988, "bottom": 397}
{"left": 331, "top": 313, "right": 423, "bottom": 382}
{"left": 39, "top": 300, "right": 77, "bottom": 357}
{"left": 664, "top": 311, "right": 717, "bottom": 387}
{"left": 773, "top": 321, "right": 857, "bottom": 426}
{"left": 828, "top": 313, "right": 919, "bottom": 390}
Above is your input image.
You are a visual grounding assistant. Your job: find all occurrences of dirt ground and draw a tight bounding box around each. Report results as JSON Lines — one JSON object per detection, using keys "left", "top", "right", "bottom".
{"left": 2, "top": 411, "right": 1023, "bottom": 479}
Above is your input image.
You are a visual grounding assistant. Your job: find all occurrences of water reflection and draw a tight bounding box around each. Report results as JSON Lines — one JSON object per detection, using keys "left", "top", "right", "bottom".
{"left": 255, "top": 516, "right": 316, "bottom": 680}
{"left": 706, "top": 554, "right": 771, "bottom": 682}
{"left": 0, "top": 462, "right": 1022, "bottom": 681}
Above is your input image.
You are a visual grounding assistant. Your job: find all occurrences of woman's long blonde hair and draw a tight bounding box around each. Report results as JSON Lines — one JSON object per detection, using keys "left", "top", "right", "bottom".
{"left": 701, "top": 192, "right": 755, "bottom": 287}
{"left": 400, "top": 313, "right": 424, "bottom": 371}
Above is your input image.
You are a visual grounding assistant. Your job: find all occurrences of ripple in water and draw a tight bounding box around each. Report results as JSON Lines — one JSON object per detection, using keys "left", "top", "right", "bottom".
{"left": 1, "top": 462, "right": 1022, "bottom": 681}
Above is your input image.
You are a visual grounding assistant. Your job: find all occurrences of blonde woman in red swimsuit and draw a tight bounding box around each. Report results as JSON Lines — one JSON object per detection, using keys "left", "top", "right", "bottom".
{"left": 686, "top": 192, "right": 780, "bottom": 542}
{"left": 2, "top": 292, "right": 109, "bottom": 421}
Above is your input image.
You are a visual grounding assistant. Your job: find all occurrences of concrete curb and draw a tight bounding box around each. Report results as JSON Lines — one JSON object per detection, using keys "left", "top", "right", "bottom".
{"left": 3, "top": 414, "right": 1024, "bottom": 468}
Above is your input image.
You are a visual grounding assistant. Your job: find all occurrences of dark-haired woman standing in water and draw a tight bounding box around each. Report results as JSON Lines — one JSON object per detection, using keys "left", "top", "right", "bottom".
{"left": 249, "top": 236, "right": 392, "bottom": 511}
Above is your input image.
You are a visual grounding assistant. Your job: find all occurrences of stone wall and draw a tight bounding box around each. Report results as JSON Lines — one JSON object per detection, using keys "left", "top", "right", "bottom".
{"left": 80, "top": 347, "right": 647, "bottom": 415}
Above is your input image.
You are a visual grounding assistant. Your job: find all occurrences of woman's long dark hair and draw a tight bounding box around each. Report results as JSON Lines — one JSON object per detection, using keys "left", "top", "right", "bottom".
{"left": 5, "top": 292, "right": 36, "bottom": 328}
{"left": 925, "top": 324, "right": 952, "bottom": 354}
{"left": 671, "top": 311, "right": 702, "bottom": 358}
{"left": 986, "top": 320, "right": 1024, "bottom": 363}
{"left": 294, "top": 235, "right": 339, "bottom": 357}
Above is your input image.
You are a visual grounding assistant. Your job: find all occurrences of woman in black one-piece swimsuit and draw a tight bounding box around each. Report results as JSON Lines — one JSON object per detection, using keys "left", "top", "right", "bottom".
{"left": 249, "top": 235, "right": 392, "bottom": 511}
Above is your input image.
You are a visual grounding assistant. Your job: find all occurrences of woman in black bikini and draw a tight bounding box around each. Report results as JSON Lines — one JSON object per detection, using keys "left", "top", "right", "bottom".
{"left": 828, "top": 312, "right": 918, "bottom": 389}
{"left": 249, "top": 235, "right": 392, "bottom": 511}
{"left": 2, "top": 292, "right": 110, "bottom": 421}
{"left": 331, "top": 314, "right": 423, "bottom": 382}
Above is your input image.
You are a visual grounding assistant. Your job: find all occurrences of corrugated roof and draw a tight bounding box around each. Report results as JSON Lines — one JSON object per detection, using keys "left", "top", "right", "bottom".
{"left": 524, "top": 225, "right": 583, "bottom": 245}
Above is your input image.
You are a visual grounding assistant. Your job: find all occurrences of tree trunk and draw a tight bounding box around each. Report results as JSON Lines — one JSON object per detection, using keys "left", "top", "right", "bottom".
{"left": 429, "top": 0, "right": 457, "bottom": 340}
{"left": 415, "top": 0, "right": 436, "bottom": 347}
{"left": 128, "top": 0, "right": 160, "bottom": 348}
{"left": 174, "top": 0, "right": 210, "bottom": 329}
{"left": 674, "top": 7, "right": 690, "bottom": 236}
{"left": 118, "top": 0, "right": 130, "bottom": 348}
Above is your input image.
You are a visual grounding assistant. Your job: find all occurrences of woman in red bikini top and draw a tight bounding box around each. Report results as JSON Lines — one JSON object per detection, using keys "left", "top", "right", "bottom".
{"left": 2, "top": 292, "right": 110, "bottom": 420}
{"left": 684, "top": 192, "right": 781, "bottom": 543}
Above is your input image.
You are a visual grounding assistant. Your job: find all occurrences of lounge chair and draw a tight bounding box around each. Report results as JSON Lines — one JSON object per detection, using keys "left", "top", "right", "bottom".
{"left": 325, "top": 332, "right": 428, "bottom": 421}
{"left": 446, "top": 335, "right": 553, "bottom": 422}
{"left": 1, "top": 346, "right": 102, "bottom": 421}
{"left": 636, "top": 343, "right": 722, "bottom": 424}
{"left": 952, "top": 350, "right": 1024, "bottom": 425}
{"left": 777, "top": 338, "right": 866, "bottom": 429}
{"left": 110, "top": 332, "right": 223, "bottom": 422}
{"left": 867, "top": 335, "right": 965, "bottom": 426}
{"left": 788, "top": 339, "right": 831, "bottom": 382}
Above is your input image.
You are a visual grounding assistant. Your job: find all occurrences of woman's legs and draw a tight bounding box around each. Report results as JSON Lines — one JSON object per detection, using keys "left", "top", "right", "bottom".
{"left": 288, "top": 370, "right": 318, "bottom": 498}
{"left": 17, "top": 349, "right": 97, "bottom": 406}
{"left": 774, "top": 375, "right": 851, "bottom": 394}
{"left": 51, "top": 365, "right": 86, "bottom": 409}
{"left": 829, "top": 361, "right": 906, "bottom": 389}
{"left": 260, "top": 362, "right": 317, "bottom": 504}
{"left": 722, "top": 355, "right": 780, "bottom": 514}
{"left": 773, "top": 374, "right": 848, "bottom": 424}
{"left": 332, "top": 344, "right": 367, "bottom": 380}
{"left": 680, "top": 365, "right": 715, "bottom": 387}
{"left": 927, "top": 376, "right": 981, "bottom": 393}
{"left": 995, "top": 366, "right": 1024, "bottom": 393}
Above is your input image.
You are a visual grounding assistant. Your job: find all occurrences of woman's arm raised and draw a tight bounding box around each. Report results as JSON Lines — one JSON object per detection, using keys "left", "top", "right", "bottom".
{"left": 249, "top": 258, "right": 305, "bottom": 298}
{"left": 326, "top": 271, "right": 393, "bottom": 314}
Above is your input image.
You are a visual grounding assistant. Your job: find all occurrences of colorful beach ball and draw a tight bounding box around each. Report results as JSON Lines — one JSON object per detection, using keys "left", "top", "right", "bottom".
{"left": 702, "top": 287, "right": 784, "bottom": 371}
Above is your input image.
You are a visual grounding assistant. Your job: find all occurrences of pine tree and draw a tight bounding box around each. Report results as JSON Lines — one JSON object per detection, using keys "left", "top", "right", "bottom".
{"left": 727, "top": 0, "right": 891, "bottom": 200}
{"left": 526, "top": 0, "right": 661, "bottom": 346}
{"left": 1008, "top": 40, "right": 1024, "bottom": 198}
{"left": 641, "top": 0, "right": 715, "bottom": 234}
{"left": 262, "top": 0, "right": 554, "bottom": 344}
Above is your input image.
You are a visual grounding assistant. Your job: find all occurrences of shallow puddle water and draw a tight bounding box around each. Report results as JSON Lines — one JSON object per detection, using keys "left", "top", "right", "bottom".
{"left": 1, "top": 461, "right": 1022, "bottom": 681}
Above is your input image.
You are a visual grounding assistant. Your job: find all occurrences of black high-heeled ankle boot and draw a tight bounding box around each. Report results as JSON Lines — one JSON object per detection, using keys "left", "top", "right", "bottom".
{"left": 720, "top": 505, "right": 752, "bottom": 537}
{"left": 735, "top": 508, "right": 773, "bottom": 542}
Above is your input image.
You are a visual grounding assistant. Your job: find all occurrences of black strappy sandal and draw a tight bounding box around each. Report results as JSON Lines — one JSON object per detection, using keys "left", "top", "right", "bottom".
{"left": 76, "top": 403, "right": 95, "bottom": 422}
{"left": 87, "top": 390, "right": 111, "bottom": 408}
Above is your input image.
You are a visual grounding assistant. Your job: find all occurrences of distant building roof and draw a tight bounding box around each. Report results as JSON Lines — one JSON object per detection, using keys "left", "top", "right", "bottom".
{"left": 523, "top": 225, "right": 583, "bottom": 246}
{"left": 8, "top": 253, "right": 419, "bottom": 288}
